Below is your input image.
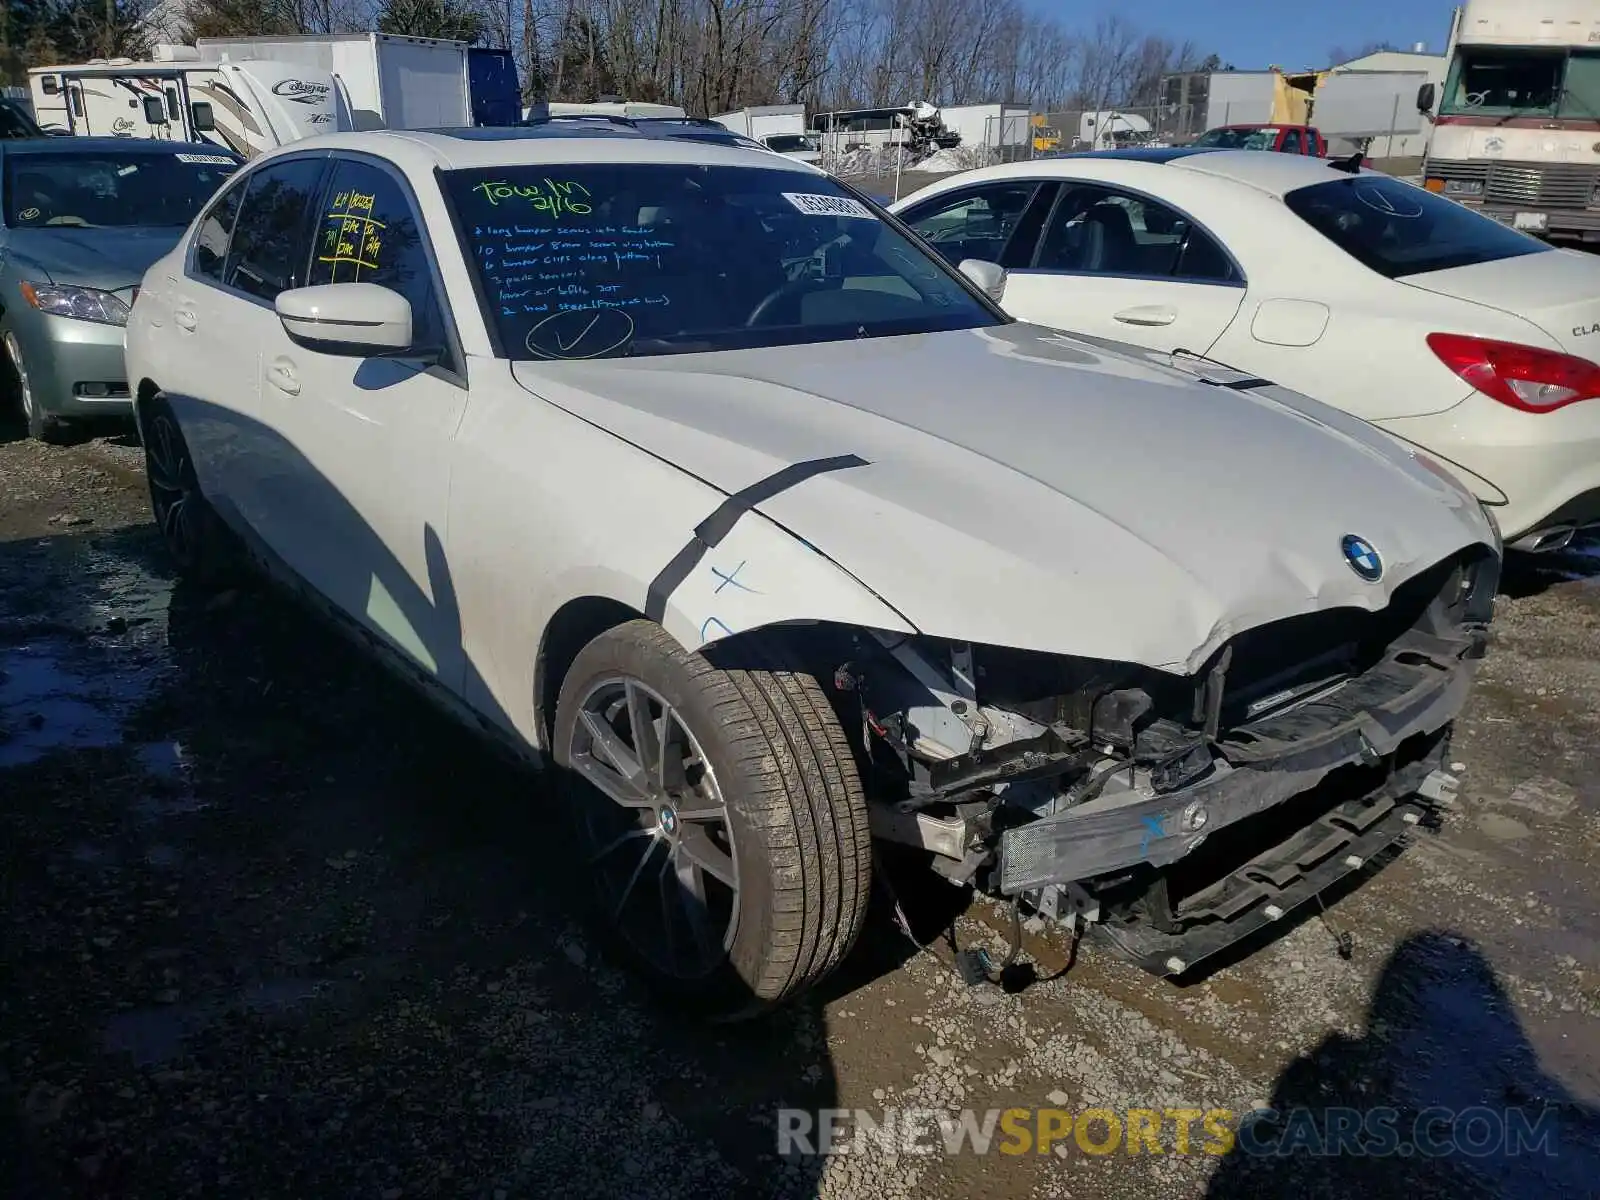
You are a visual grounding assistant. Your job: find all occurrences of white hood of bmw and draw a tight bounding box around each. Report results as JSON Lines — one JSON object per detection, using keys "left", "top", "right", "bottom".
{"left": 512, "top": 323, "right": 1495, "bottom": 674}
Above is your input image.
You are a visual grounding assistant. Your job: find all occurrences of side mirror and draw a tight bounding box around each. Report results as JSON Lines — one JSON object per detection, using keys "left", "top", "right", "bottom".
{"left": 958, "top": 258, "right": 1007, "bottom": 303}
{"left": 276, "top": 283, "right": 413, "bottom": 355}
{"left": 1416, "top": 83, "right": 1436, "bottom": 113}
{"left": 190, "top": 101, "right": 215, "bottom": 132}
{"left": 143, "top": 95, "right": 167, "bottom": 125}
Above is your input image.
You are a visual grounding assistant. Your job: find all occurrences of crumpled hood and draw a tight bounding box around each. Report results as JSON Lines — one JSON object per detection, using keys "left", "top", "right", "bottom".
{"left": 512, "top": 324, "right": 1494, "bottom": 673}
{"left": 4, "top": 226, "right": 181, "bottom": 290}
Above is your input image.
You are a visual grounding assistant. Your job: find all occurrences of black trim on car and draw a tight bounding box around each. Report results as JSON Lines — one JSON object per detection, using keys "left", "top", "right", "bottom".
{"left": 182, "top": 148, "right": 334, "bottom": 308}
{"left": 433, "top": 163, "right": 505, "bottom": 360}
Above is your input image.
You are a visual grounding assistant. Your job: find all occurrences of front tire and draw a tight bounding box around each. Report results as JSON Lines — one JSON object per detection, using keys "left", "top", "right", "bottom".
{"left": 553, "top": 620, "right": 872, "bottom": 1019}
{"left": 2, "top": 330, "right": 70, "bottom": 444}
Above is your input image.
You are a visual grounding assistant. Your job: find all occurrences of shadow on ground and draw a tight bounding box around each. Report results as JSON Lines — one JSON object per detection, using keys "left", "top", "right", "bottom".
{"left": 1498, "top": 533, "right": 1600, "bottom": 600}
{"left": 0, "top": 506, "right": 905, "bottom": 1196}
{"left": 1204, "top": 930, "right": 1600, "bottom": 1199}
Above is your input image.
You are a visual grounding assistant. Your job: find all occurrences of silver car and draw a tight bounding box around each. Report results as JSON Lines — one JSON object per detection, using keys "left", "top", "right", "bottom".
{"left": 1, "top": 137, "right": 240, "bottom": 442}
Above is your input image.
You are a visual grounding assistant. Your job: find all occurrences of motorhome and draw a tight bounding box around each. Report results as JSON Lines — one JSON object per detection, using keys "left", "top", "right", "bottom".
{"left": 29, "top": 43, "right": 348, "bottom": 157}
{"left": 1419, "top": 0, "right": 1600, "bottom": 241}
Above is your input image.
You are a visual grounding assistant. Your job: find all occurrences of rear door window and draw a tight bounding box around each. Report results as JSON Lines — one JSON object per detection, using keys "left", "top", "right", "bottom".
{"left": 1283, "top": 174, "right": 1550, "bottom": 278}
{"left": 1032, "top": 184, "right": 1239, "bottom": 283}
{"left": 222, "top": 157, "right": 327, "bottom": 302}
{"left": 191, "top": 175, "right": 247, "bottom": 283}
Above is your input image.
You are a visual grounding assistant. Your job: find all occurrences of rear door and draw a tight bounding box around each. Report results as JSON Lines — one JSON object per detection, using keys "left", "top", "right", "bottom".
{"left": 999, "top": 182, "right": 1247, "bottom": 355}
{"left": 176, "top": 152, "right": 331, "bottom": 558}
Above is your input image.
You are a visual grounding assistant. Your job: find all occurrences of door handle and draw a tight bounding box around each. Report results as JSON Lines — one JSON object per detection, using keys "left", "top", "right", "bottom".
{"left": 174, "top": 308, "right": 197, "bottom": 332}
{"left": 1113, "top": 305, "right": 1178, "bottom": 327}
{"left": 265, "top": 359, "right": 300, "bottom": 396}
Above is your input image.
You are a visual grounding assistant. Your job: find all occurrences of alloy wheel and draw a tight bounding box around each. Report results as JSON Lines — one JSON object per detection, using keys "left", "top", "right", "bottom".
{"left": 566, "top": 676, "right": 741, "bottom": 980}
{"left": 145, "top": 410, "right": 198, "bottom": 563}
{"left": 4, "top": 333, "right": 33, "bottom": 421}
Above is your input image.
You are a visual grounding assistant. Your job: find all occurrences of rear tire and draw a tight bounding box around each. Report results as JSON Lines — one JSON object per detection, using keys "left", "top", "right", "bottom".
{"left": 553, "top": 619, "right": 872, "bottom": 1019}
{"left": 140, "top": 392, "right": 235, "bottom": 583}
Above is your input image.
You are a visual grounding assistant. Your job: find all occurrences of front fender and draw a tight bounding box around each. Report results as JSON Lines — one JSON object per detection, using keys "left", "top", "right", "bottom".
{"left": 449, "top": 371, "right": 917, "bottom": 749}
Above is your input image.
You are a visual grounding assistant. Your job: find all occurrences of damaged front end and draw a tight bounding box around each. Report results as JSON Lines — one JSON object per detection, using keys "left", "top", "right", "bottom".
{"left": 827, "top": 547, "right": 1497, "bottom": 978}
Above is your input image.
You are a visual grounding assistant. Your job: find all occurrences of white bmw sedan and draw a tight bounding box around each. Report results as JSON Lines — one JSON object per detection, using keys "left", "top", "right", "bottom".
{"left": 892, "top": 149, "right": 1600, "bottom": 552}
{"left": 126, "top": 127, "right": 1498, "bottom": 1016}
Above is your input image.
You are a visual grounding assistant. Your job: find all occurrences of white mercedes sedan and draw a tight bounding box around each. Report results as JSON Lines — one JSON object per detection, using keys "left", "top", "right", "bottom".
{"left": 125, "top": 127, "right": 1498, "bottom": 1016}
{"left": 892, "top": 149, "right": 1600, "bottom": 552}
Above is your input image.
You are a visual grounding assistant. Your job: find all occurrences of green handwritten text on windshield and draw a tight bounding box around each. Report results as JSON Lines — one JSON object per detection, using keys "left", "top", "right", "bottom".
{"left": 472, "top": 178, "right": 593, "bottom": 217}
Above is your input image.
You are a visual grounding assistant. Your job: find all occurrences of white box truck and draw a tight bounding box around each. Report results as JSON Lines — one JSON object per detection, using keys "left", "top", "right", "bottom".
{"left": 195, "top": 33, "right": 471, "bottom": 130}
{"left": 938, "top": 103, "right": 1032, "bottom": 150}
{"left": 711, "top": 105, "right": 821, "bottom": 160}
{"left": 29, "top": 43, "right": 350, "bottom": 158}
{"left": 1418, "top": 0, "right": 1600, "bottom": 241}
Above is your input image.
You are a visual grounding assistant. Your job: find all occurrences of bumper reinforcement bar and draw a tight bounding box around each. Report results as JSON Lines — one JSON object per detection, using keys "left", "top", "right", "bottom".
{"left": 1095, "top": 749, "right": 1456, "bottom": 978}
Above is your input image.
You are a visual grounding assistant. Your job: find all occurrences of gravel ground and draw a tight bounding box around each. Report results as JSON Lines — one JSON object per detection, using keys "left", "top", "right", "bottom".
{"left": 1, "top": 414, "right": 1597, "bottom": 1200}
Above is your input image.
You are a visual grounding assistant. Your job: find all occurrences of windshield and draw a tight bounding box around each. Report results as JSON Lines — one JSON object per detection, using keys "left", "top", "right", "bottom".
{"left": 1283, "top": 174, "right": 1549, "bottom": 278}
{"left": 1193, "top": 127, "right": 1278, "bottom": 150}
{"left": 443, "top": 162, "right": 1003, "bottom": 360}
{"left": 1441, "top": 48, "right": 1562, "bottom": 117}
{"left": 4, "top": 148, "right": 240, "bottom": 229}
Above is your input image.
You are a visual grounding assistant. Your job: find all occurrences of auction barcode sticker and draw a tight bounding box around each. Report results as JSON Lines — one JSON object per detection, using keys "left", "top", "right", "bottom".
{"left": 175, "top": 153, "right": 237, "bottom": 164}
{"left": 782, "top": 193, "right": 876, "bottom": 219}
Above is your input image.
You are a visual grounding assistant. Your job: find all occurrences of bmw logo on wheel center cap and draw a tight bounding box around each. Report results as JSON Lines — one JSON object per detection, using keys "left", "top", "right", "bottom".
{"left": 1341, "top": 535, "right": 1383, "bottom": 582}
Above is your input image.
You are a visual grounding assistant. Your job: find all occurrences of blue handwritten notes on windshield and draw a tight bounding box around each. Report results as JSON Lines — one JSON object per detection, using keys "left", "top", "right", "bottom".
{"left": 469, "top": 178, "right": 675, "bottom": 353}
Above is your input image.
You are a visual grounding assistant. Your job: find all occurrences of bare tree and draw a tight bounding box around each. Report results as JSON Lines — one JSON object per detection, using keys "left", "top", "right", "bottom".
{"left": 13, "top": 0, "right": 1212, "bottom": 124}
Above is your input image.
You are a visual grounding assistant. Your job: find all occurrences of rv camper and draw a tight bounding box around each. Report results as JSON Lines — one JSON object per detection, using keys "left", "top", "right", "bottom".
{"left": 29, "top": 43, "right": 348, "bottom": 158}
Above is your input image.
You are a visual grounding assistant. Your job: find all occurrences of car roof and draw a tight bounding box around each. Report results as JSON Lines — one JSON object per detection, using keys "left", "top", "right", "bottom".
{"left": 1167, "top": 148, "right": 1365, "bottom": 196}
{"left": 0, "top": 136, "right": 241, "bottom": 158}
{"left": 938, "top": 147, "right": 1366, "bottom": 199}
{"left": 272, "top": 125, "right": 825, "bottom": 175}
{"left": 433, "top": 116, "right": 770, "bottom": 151}
{"left": 1040, "top": 147, "right": 1226, "bottom": 165}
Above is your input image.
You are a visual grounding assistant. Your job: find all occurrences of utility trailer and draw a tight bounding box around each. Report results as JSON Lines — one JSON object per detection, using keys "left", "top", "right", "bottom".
{"left": 195, "top": 33, "right": 471, "bottom": 131}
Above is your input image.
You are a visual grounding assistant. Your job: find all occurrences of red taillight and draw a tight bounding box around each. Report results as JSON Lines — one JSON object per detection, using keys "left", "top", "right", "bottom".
{"left": 1427, "top": 331, "right": 1600, "bottom": 413}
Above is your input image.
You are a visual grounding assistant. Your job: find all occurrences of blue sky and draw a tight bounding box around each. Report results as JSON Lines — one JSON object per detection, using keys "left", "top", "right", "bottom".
{"left": 1057, "top": 0, "right": 1456, "bottom": 71}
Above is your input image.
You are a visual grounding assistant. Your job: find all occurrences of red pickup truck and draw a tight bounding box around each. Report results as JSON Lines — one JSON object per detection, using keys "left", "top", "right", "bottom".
{"left": 1191, "top": 124, "right": 1329, "bottom": 155}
